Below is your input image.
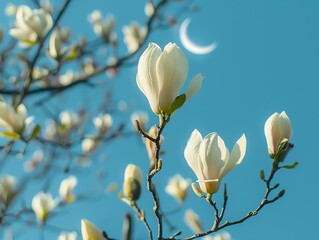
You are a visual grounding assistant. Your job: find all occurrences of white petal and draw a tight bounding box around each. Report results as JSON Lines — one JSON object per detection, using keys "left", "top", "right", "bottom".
{"left": 220, "top": 134, "right": 246, "bottom": 178}
{"left": 186, "top": 73, "right": 203, "bottom": 100}
{"left": 184, "top": 129, "right": 203, "bottom": 177}
{"left": 136, "top": 43, "right": 162, "bottom": 114}
{"left": 279, "top": 111, "right": 292, "bottom": 140}
{"left": 156, "top": 42, "right": 188, "bottom": 110}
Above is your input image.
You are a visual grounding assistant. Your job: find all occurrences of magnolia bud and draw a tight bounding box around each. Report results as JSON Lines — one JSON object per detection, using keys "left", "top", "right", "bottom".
{"left": 123, "top": 164, "right": 142, "bottom": 201}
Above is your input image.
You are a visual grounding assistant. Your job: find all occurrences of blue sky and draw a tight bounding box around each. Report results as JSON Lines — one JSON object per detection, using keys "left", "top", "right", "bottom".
{"left": 0, "top": 0, "right": 318, "bottom": 239}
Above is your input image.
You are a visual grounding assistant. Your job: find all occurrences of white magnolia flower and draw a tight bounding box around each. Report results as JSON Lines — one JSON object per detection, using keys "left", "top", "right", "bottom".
{"left": 123, "top": 164, "right": 142, "bottom": 201}
{"left": 184, "top": 209, "right": 203, "bottom": 233}
{"left": 93, "top": 114, "right": 112, "bottom": 134}
{"left": 264, "top": 111, "right": 292, "bottom": 158}
{"left": 185, "top": 129, "right": 246, "bottom": 194}
{"left": 58, "top": 231, "right": 77, "bottom": 240}
{"left": 81, "top": 219, "right": 105, "bottom": 240}
{"left": 136, "top": 42, "right": 203, "bottom": 115}
{"left": 88, "top": 10, "right": 115, "bottom": 43}
{"left": 5, "top": 3, "right": 17, "bottom": 16}
{"left": 31, "top": 191, "right": 55, "bottom": 223}
{"left": 48, "top": 31, "right": 66, "bottom": 59}
{"left": 0, "top": 175, "right": 16, "bottom": 207}
{"left": 123, "top": 21, "right": 147, "bottom": 53}
{"left": 145, "top": 126, "right": 163, "bottom": 168}
{"left": 165, "top": 174, "right": 191, "bottom": 203}
{"left": 59, "top": 110, "right": 81, "bottom": 131}
{"left": 130, "top": 111, "right": 148, "bottom": 131}
{"left": 211, "top": 232, "right": 232, "bottom": 240}
{"left": 82, "top": 137, "right": 99, "bottom": 154}
{"left": 59, "top": 176, "right": 77, "bottom": 203}
{"left": 59, "top": 70, "right": 76, "bottom": 86}
{"left": 24, "top": 149, "right": 44, "bottom": 172}
{"left": 9, "top": 5, "right": 53, "bottom": 47}
{"left": 0, "top": 102, "right": 30, "bottom": 135}
{"left": 144, "top": 2, "right": 155, "bottom": 17}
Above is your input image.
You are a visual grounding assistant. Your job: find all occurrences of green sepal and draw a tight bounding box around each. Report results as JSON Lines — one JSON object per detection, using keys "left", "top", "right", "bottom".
{"left": 2, "top": 131, "right": 20, "bottom": 140}
{"left": 30, "top": 124, "right": 41, "bottom": 140}
{"left": 282, "top": 161, "right": 299, "bottom": 169}
{"left": 166, "top": 94, "right": 186, "bottom": 115}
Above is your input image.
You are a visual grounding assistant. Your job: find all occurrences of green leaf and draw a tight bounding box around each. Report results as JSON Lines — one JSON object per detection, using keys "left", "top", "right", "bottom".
{"left": 2, "top": 131, "right": 20, "bottom": 140}
{"left": 30, "top": 124, "right": 41, "bottom": 140}
{"left": 166, "top": 94, "right": 186, "bottom": 115}
{"left": 282, "top": 161, "right": 299, "bottom": 169}
{"left": 65, "top": 45, "right": 78, "bottom": 61}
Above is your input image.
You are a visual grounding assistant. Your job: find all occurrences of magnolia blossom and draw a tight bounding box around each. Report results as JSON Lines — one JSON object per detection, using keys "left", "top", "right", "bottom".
{"left": 136, "top": 42, "right": 202, "bottom": 115}
{"left": 9, "top": 5, "right": 53, "bottom": 47}
{"left": 48, "top": 31, "right": 66, "bottom": 59}
{"left": 5, "top": 3, "right": 17, "bottom": 16}
{"left": 123, "top": 164, "right": 142, "bottom": 201}
{"left": 88, "top": 10, "right": 116, "bottom": 43}
{"left": 59, "top": 176, "right": 78, "bottom": 203}
{"left": 81, "top": 219, "right": 105, "bottom": 240}
{"left": 93, "top": 114, "right": 112, "bottom": 134}
{"left": 59, "top": 110, "right": 81, "bottom": 131}
{"left": 165, "top": 174, "right": 191, "bottom": 203}
{"left": 0, "top": 102, "right": 30, "bottom": 135}
{"left": 123, "top": 22, "right": 147, "bottom": 53}
{"left": 264, "top": 111, "right": 292, "bottom": 158}
{"left": 59, "top": 70, "right": 76, "bottom": 86}
{"left": 184, "top": 209, "right": 203, "bottom": 233}
{"left": 145, "top": 126, "right": 163, "bottom": 168}
{"left": 58, "top": 232, "right": 77, "bottom": 240}
{"left": 144, "top": 2, "right": 155, "bottom": 17}
{"left": 24, "top": 150, "right": 44, "bottom": 172}
{"left": 82, "top": 137, "right": 99, "bottom": 154}
{"left": 31, "top": 191, "right": 55, "bottom": 223}
{"left": 130, "top": 111, "right": 148, "bottom": 131}
{"left": 185, "top": 129, "right": 246, "bottom": 194}
{"left": 0, "top": 175, "right": 16, "bottom": 207}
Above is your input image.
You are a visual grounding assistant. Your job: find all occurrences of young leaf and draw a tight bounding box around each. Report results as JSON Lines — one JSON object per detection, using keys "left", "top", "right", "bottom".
{"left": 166, "top": 94, "right": 186, "bottom": 115}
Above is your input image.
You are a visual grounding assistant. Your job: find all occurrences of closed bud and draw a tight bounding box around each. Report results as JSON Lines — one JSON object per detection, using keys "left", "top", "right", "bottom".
{"left": 278, "top": 189, "right": 285, "bottom": 198}
{"left": 123, "top": 164, "right": 142, "bottom": 201}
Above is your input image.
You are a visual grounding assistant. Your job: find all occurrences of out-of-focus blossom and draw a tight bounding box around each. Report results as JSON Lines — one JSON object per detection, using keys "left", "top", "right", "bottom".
{"left": 81, "top": 219, "right": 105, "bottom": 240}
{"left": 136, "top": 42, "right": 202, "bottom": 115}
{"left": 24, "top": 150, "right": 44, "bottom": 172}
{"left": 0, "top": 175, "right": 16, "bottom": 208}
{"left": 145, "top": 126, "right": 163, "bottom": 168}
{"left": 48, "top": 31, "right": 66, "bottom": 60}
{"left": 44, "top": 119, "right": 58, "bottom": 140}
{"left": 165, "top": 174, "right": 191, "bottom": 203}
{"left": 9, "top": 5, "right": 53, "bottom": 47}
{"left": 208, "top": 232, "right": 232, "bottom": 240}
{"left": 5, "top": 4, "right": 17, "bottom": 16}
{"left": 82, "top": 137, "right": 99, "bottom": 155}
{"left": 123, "top": 164, "right": 142, "bottom": 201}
{"left": 184, "top": 209, "right": 203, "bottom": 233}
{"left": 144, "top": 2, "right": 155, "bottom": 17}
{"left": 82, "top": 58, "right": 96, "bottom": 75}
{"left": 130, "top": 111, "right": 148, "bottom": 131}
{"left": 31, "top": 191, "right": 55, "bottom": 223}
{"left": 122, "top": 21, "right": 147, "bottom": 53}
{"left": 185, "top": 129, "right": 246, "bottom": 194}
{"left": 58, "top": 27, "right": 71, "bottom": 42}
{"left": 0, "top": 102, "right": 31, "bottom": 137}
{"left": 58, "top": 231, "right": 77, "bottom": 240}
{"left": 59, "top": 110, "right": 81, "bottom": 132}
{"left": 93, "top": 113, "right": 112, "bottom": 134}
{"left": 264, "top": 111, "right": 292, "bottom": 160}
{"left": 40, "top": 0, "right": 53, "bottom": 14}
{"left": 88, "top": 10, "right": 116, "bottom": 43}
{"left": 59, "top": 70, "right": 76, "bottom": 86}
{"left": 59, "top": 176, "right": 77, "bottom": 203}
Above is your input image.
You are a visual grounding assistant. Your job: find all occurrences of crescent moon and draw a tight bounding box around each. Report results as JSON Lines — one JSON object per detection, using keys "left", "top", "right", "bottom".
{"left": 179, "top": 18, "right": 218, "bottom": 55}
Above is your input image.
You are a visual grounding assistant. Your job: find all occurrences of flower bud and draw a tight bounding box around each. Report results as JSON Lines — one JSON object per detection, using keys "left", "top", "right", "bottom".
{"left": 165, "top": 174, "right": 191, "bottom": 203}
{"left": 81, "top": 219, "right": 106, "bottom": 240}
{"left": 184, "top": 209, "right": 203, "bottom": 233}
{"left": 123, "top": 164, "right": 142, "bottom": 201}
{"left": 264, "top": 111, "right": 292, "bottom": 161}
{"left": 59, "top": 176, "right": 77, "bottom": 203}
{"left": 31, "top": 192, "right": 56, "bottom": 223}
